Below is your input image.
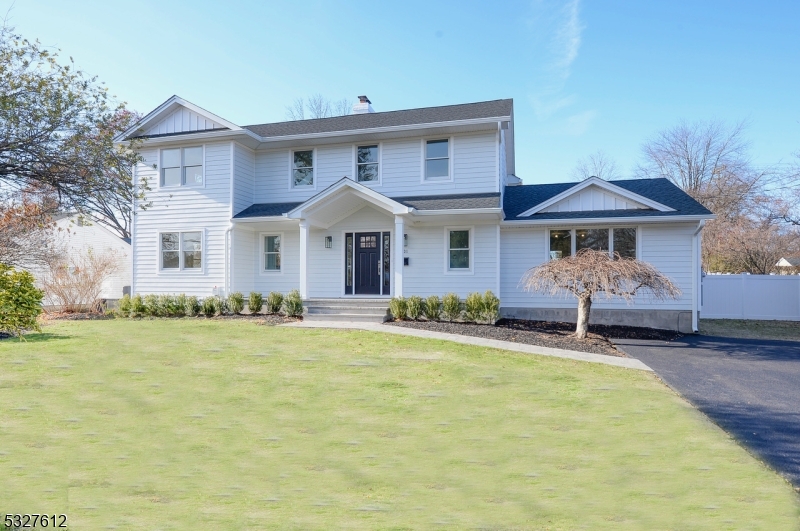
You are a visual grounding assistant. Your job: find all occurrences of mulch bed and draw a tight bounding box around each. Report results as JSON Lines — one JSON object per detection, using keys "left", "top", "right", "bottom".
{"left": 385, "top": 318, "right": 683, "bottom": 357}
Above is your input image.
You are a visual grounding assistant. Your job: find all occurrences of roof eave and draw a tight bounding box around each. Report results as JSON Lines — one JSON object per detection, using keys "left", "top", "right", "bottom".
{"left": 502, "top": 213, "right": 716, "bottom": 226}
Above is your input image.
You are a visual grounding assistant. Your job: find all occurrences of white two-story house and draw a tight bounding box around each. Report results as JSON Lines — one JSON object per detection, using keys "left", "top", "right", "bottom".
{"left": 117, "top": 95, "right": 713, "bottom": 332}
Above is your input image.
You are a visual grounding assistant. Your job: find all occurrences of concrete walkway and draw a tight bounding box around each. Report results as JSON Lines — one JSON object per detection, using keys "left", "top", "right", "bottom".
{"left": 281, "top": 320, "right": 652, "bottom": 371}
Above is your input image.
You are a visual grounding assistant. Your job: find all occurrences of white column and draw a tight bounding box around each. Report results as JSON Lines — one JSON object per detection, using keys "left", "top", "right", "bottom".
{"left": 299, "top": 220, "right": 309, "bottom": 299}
{"left": 394, "top": 216, "right": 404, "bottom": 297}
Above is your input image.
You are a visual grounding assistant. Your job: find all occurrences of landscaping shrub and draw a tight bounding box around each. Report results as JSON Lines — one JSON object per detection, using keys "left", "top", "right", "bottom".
{"left": 482, "top": 290, "right": 501, "bottom": 324}
{"left": 424, "top": 295, "right": 441, "bottom": 321}
{"left": 248, "top": 292, "right": 263, "bottom": 314}
{"left": 130, "top": 294, "right": 145, "bottom": 316}
{"left": 143, "top": 294, "right": 159, "bottom": 317}
{"left": 202, "top": 296, "right": 220, "bottom": 317}
{"left": 282, "top": 289, "right": 303, "bottom": 317}
{"left": 185, "top": 296, "right": 200, "bottom": 317}
{"left": 266, "top": 291, "right": 284, "bottom": 314}
{"left": 389, "top": 296, "right": 408, "bottom": 320}
{"left": 442, "top": 293, "right": 461, "bottom": 322}
{"left": 173, "top": 294, "right": 188, "bottom": 317}
{"left": 118, "top": 293, "right": 132, "bottom": 316}
{"left": 0, "top": 263, "right": 43, "bottom": 337}
{"left": 465, "top": 292, "right": 484, "bottom": 323}
{"left": 227, "top": 292, "right": 245, "bottom": 315}
{"left": 407, "top": 295, "right": 424, "bottom": 320}
{"left": 40, "top": 248, "right": 120, "bottom": 313}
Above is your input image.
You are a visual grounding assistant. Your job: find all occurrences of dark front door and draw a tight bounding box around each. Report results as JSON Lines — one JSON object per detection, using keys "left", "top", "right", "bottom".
{"left": 355, "top": 232, "right": 381, "bottom": 295}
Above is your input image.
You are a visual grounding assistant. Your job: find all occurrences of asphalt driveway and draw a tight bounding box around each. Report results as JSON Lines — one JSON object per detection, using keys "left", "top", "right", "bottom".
{"left": 614, "top": 334, "right": 800, "bottom": 488}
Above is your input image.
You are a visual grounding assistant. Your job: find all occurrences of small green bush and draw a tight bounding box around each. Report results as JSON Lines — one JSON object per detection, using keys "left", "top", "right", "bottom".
{"left": 118, "top": 293, "right": 132, "bottom": 317}
{"left": 282, "top": 289, "right": 303, "bottom": 317}
{"left": 130, "top": 294, "right": 145, "bottom": 316}
{"left": 143, "top": 294, "right": 159, "bottom": 317}
{"left": 482, "top": 290, "right": 501, "bottom": 324}
{"left": 173, "top": 294, "right": 188, "bottom": 317}
{"left": 266, "top": 291, "right": 284, "bottom": 314}
{"left": 464, "top": 292, "right": 484, "bottom": 323}
{"left": 0, "top": 263, "right": 43, "bottom": 338}
{"left": 185, "top": 296, "right": 200, "bottom": 317}
{"left": 248, "top": 292, "right": 263, "bottom": 314}
{"left": 407, "top": 295, "right": 424, "bottom": 320}
{"left": 228, "top": 292, "right": 245, "bottom": 315}
{"left": 442, "top": 293, "right": 461, "bottom": 322}
{"left": 389, "top": 296, "right": 408, "bottom": 320}
{"left": 424, "top": 295, "right": 441, "bottom": 321}
{"left": 202, "top": 296, "right": 220, "bottom": 317}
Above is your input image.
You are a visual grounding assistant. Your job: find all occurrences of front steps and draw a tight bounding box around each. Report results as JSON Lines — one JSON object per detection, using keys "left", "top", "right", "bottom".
{"left": 303, "top": 298, "right": 391, "bottom": 323}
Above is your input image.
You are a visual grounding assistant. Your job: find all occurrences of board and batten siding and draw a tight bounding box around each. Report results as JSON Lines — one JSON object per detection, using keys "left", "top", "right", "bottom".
{"left": 132, "top": 142, "right": 231, "bottom": 296}
{"left": 499, "top": 223, "right": 694, "bottom": 310}
{"left": 252, "top": 132, "right": 498, "bottom": 204}
{"left": 403, "top": 222, "right": 498, "bottom": 298}
{"left": 233, "top": 143, "right": 255, "bottom": 217}
{"left": 145, "top": 107, "right": 226, "bottom": 136}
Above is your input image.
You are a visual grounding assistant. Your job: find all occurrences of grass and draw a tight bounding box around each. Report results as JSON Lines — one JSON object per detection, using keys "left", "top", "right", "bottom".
{"left": 700, "top": 319, "right": 800, "bottom": 341}
{"left": 1, "top": 320, "right": 798, "bottom": 530}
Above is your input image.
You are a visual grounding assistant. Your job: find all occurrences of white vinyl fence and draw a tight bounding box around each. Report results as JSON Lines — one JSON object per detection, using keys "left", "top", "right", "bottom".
{"left": 702, "top": 274, "right": 800, "bottom": 320}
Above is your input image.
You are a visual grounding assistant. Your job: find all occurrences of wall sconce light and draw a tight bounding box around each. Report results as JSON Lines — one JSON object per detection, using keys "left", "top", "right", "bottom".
{"left": 324, "top": 236, "right": 332, "bottom": 248}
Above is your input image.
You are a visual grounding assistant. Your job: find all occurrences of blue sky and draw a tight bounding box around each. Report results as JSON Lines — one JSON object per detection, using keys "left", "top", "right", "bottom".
{"left": 5, "top": 0, "right": 799, "bottom": 184}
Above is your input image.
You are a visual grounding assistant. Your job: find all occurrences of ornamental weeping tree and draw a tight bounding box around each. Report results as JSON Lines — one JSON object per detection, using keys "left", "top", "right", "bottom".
{"left": 521, "top": 249, "right": 682, "bottom": 339}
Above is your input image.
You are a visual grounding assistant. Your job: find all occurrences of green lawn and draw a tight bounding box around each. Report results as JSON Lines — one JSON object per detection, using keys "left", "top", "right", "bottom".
{"left": 700, "top": 319, "right": 800, "bottom": 341}
{"left": 1, "top": 320, "right": 798, "bottom": 530}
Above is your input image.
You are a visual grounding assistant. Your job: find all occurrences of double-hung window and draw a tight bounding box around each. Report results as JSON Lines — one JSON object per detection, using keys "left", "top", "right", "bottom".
{"left": 292, "top": 150, "right": 314, "bottom": 187}
{"left": 161, "top": 147, "right": 203, "bottom": 187}
{"left": 548, "top": 228, "right": 637, "bottom": 260}
{"left": 264, "top": 235, "right": 281, "bottom": 271}
{"left": 161, "top": 231, "right": 202, "bottom": 270}
{"left": 425, "top": 139, "right": 450, "bottom": 180}
{"left": 448, "top": 229, "right": 470, "bottom": 270}
{"left": 356, "top": 145, "right": 379, "bottom": 183}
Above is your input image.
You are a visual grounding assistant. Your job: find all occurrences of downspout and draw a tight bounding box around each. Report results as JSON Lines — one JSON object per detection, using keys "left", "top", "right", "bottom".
{"left": 224, "top": 222, "right": 234, "bottom": 297}
{"left": 691, "top": 220, "right": 706, "bottom": 332}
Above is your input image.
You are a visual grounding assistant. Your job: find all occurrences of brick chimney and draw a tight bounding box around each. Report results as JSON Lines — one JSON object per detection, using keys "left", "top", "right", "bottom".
{"left": 352, "top": 95, "right": 375, "bottom": 114}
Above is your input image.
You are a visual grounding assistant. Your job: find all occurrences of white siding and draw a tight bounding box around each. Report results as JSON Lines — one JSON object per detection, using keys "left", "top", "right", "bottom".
{"left": 231, "top": 227, "right": 255, "bottom": 294}
{"left": 251, "top": 225, "right": 301, "bottom": 296}
{"left": 499, "top": 223, "right": 694, "bottom": 310}
{"left": 542, "top": 185, "right": 647, "bottom": 213}
{"left": 404, "top": 223, "right": 498, "bottom": 297}
{"left": 233, "top": 143, "right": 255, "bottom": 216}
{"left": 132, "top": 142, "right": 231, "bottom": 296}
{"left": 145, "top": 107, "right": 225, "bottom": 136}
{"left": 252, "top": 132, "right": 498, "bottom": 204}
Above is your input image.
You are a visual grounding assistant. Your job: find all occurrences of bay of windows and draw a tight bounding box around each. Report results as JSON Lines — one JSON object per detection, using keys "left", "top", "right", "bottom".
{"left": 549, "top": 227, "right": 637, "bottom": 260}
{"left": 161, "top": 231, "right": 202, "bottom": 270}
{"left": 161, "top": 146, "right": 203, "bottom": 187}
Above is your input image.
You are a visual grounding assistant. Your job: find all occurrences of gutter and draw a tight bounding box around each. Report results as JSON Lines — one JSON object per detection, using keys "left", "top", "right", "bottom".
{"left": 502, "top": 214, "right": 715, "bottom": 226}
{"left": 224, "top": 222, "right": 234, "bottom": 297}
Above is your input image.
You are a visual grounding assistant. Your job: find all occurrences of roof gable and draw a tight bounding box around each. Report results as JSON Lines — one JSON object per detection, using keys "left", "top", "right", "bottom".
{"left": 116, "top": 96, "right": 241, "bottom": 141}
{"left": 516, "top": 177, "right": 673, "bottom": 217}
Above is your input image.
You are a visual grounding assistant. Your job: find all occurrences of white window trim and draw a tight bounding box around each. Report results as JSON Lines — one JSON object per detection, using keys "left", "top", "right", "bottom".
{"left": 546, "top": 226, "right": 639, "bottom": 261}
{"left": 288, "top": 148, "right": 317, "bottom": 191}
{"left": 352, "top": 143, "right": 382, "bottom": 187}
{"left": 420, "top": 136, "right": 454, "bottom": 184}
{"left": 158, "top": 145, "right": 206, "bottom": 189}
{"left": 259, "top": 232, "right": 284, "bottom": 275}
{"left": 157, "top": 229, "right": 206, "bottom": 274}
{"left": 444, "top": 226, "right": 474, "bottom": 274}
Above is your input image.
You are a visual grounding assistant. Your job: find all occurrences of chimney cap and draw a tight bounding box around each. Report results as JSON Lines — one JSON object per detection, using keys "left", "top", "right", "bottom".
{"left": 358, "top": 95, "right": 371, "bottom": 104}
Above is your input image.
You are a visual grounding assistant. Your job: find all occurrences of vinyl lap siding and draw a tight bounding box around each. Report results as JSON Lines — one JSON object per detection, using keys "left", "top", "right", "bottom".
{"left": 254, "top": 145, "right": 352, "bottom": 204}
{"left": 132, "top": 142, "right": 231, "bottom": 296}
{"left": 233, "top": 143, "right": 255, "bottom": 216}
{"left": 251, "top": 225, "right": 300, "bottom": 296}
{"left": 232, "top": 227, "right": 255, "bottom": 294}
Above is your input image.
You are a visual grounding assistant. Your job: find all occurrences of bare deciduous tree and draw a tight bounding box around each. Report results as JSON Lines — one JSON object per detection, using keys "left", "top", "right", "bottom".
{"left": 285, "top": 94, "right": 351, "bottom": 120}
{"left": 0, "top": 192, "right": 58, "bottom": 268}
{"left": 521, "top": 249, "right": 681, "bottom": 339}
{"left": 703, "top": 216, "right": 800, "bottom": 274}
{"left": 40, "top": 248, "right": 120, "bottom": 313}
{"left": 570, "top": 150, "right": 621, "bottom": 181}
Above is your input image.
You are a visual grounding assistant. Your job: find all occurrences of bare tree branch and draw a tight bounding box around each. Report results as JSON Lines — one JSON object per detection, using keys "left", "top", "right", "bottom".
{"left": 571, "top": 150, "right": 622, "bottom": 181}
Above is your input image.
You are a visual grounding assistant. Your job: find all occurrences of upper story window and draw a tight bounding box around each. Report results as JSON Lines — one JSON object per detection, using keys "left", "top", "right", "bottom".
{"left": 357, "top": 145, "right": 379, "bottom": 183}
{"left": 161, "top": 231, "right": 202, "bottom": 270}
{"left": 425, "top": 139, "right": 450, "bottom": 181}
{"left": 161, "top": 146, "right": 203, "bottom": 187}
{"left": 292, "top": 150, "right": 314, "bottom": 187}
{"left": 549, "top": 228, "right": 637, "bottom": 260}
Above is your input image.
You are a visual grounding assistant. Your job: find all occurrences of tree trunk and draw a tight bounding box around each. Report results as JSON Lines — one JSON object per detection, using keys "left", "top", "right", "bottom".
{"left": 575, "top": 295, "right": 592, "bottom": 339}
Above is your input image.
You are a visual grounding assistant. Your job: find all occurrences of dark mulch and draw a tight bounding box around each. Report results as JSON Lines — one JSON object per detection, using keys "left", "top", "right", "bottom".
{"left": 385, "top": 319, "right": 683, "bottom": 357}
{"left": 0, "top": 332, "right": 11, "bottom": 341}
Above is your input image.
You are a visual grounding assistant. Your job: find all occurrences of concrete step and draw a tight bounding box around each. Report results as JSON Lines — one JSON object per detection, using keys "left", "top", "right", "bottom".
{"left": 303, "top": 312, "right": 389, "bottom": 323}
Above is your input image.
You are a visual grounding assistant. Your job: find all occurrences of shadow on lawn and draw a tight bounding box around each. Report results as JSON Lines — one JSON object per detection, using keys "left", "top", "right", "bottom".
{"left": 1, "top": 332, "right": 73, "bottom": 343}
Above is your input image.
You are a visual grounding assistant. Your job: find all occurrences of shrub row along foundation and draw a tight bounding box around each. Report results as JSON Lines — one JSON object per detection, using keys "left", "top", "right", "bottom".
{"left": 389, "top": 291, "right": 500, "bottom": 324}
{"left": 116, "top": 290, "right": 304, "bottom": 318}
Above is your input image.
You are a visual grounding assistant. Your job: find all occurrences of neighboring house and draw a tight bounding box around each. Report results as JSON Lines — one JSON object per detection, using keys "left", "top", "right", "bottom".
{"left": 116, "top": 95, "right": 714, "bottom": 332}
{"left": 776, "top": 256, "right": 800, "bottom": 274}
{"left": 43, "top": 215, "right": 131, "bottom": 300}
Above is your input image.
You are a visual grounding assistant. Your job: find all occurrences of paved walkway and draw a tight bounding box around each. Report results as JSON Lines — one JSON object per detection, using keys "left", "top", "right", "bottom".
{"left": 615, "top": 334, "right": 800, "bottom": 488}
{"left": 281, "top": 320, "right": 652, "bottom": 371}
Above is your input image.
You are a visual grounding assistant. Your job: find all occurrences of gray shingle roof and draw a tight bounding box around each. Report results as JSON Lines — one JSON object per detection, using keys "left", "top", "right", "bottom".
{"left": 394, "top": 193, "right": 500, "bottom": 210}
{"left": 233, "top": 202, "right": 303, "bottom": 218}
{"left": 243, "top": 99, "right": 512, "bottom": 138}
{"left": 503, "top": 178, "right": 713, "bottom": 219}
